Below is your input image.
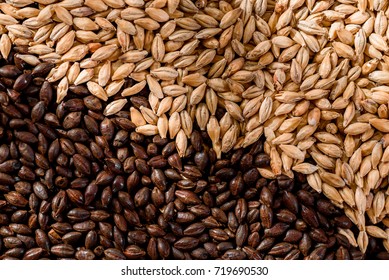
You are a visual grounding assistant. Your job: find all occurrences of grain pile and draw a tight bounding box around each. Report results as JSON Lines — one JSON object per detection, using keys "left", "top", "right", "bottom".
{"left": 0, "top": 49, "right": 366, "bottom": 259}
{"left": 0, "top": 48, "right": 367, "bottom": 259}
{"left": 1, "top": 0, "right": 389, "bottom": 255}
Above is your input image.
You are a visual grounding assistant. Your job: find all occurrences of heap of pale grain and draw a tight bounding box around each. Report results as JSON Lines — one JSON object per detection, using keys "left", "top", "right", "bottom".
{"left": 1, "top": 0, "right": 389, "bottom": 253}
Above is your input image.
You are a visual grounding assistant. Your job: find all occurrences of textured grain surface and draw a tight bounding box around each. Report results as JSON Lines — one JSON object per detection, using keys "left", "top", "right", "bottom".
{"left": 1, "top": 0, "right": 389, "bottom": 256}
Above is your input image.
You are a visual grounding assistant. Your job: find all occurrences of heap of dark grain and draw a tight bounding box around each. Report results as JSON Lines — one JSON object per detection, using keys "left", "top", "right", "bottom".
{"left": 0, "top": 50, "right": 385, "bottom": 260}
